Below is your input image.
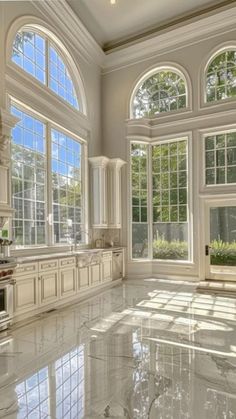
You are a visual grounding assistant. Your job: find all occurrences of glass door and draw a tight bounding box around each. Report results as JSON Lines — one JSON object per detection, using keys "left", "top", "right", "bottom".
{"left": 205, "top": 200, "right": 236, "bottom": 280}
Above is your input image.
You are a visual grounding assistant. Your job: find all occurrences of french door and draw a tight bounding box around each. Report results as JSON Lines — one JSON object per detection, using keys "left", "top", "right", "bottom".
{"left": 205, "top": 199, "right": 236, "bottom": 281}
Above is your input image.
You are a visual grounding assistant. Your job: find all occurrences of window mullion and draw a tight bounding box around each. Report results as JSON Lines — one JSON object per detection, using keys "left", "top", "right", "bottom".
{"left": 148, "top": 143, "right": 153, "bottom": 260}
{"left": 47, "top": 122, "right": 53, "bottom": 246}
{"left": 46, "top": 39, "right": 49, "bottom": 88}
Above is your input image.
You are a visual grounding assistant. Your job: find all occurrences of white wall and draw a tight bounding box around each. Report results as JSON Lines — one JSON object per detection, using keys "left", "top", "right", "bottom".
{"left": 101, "top": 25, "right": 236, "bottom": 279}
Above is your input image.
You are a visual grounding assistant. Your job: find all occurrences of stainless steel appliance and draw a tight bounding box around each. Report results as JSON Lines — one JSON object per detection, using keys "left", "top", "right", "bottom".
{"left": 112, "top": 250, "right": 123, "bottom": 280}
{"left": 0, "top": 258, "right": 17, "bottom": 331}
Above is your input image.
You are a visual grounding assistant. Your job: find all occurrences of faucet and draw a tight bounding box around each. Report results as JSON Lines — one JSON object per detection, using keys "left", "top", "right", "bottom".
{"left": 73, "top": 229, "right": 90, "bottom": 251}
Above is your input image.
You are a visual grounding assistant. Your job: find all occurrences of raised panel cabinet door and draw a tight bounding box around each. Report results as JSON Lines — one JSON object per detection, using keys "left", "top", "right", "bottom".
{"left": 60, "top": 267, "right": 77, "bottom": 298}
{"left": 102, "top": 260, "right": 112, "bottom": 282}
{"left": 90, "top": 264, "right": 100, "bottom": 286}
{"left": 78, "top": 266, "right": 90, "bottom": 289}
{"left": 39, "top": 271, "right": 59, "bottom": 306}
{"left": 14, "top": 274, "right": 38, "bottom": 314}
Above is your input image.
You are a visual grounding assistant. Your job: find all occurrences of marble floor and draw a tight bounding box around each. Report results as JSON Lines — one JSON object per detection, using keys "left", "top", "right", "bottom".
{"left": 1, "top": 278, "right": 236, "bottom": 418}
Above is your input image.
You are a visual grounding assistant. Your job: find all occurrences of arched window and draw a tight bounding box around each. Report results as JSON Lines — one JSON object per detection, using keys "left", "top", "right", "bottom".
{"left": 131, "top": 68, "right": 187, "bottom": 119}
{"left": 12, "top": 29, "right": 79, "bottom": 109}
{"left": 206, "top": 49, "right": 236, "bottom": 103}
{"left": 8, "top": 23, "right": 88, "bottom": 248}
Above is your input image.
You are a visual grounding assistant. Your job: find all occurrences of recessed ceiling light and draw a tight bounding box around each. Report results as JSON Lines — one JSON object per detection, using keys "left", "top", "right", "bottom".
{"left": 110, "top": 0, "right": 116, "bottom": 4}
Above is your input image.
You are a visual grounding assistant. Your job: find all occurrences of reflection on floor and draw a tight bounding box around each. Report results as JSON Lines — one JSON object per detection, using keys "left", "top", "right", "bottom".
{"left": 1, "top": 278, "right": 236, "bottom": 418}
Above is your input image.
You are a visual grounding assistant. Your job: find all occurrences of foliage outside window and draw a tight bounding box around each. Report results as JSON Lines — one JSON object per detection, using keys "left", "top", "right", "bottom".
{"left": 205, "top": 131, "right": 236, "bottom": 185}
{"left": 132, "top": 70, "right": 187, "bottom": 119}
{"left": 131, "top": 144, "right": 149, "bottom": 259}
{"left": 210, "top": 207, "right": 236, "bottom": 266}
{"left": 131, "top": 139, "right": 189, "bottom": 261}
{"left": 206, "top": 50, "right": 236, "bottom": 103}
{"left": 12, "top": 30, "right": 79, "bottom": 109}
{"left": 11, "top": 105, "right": 84, "bottom": 247}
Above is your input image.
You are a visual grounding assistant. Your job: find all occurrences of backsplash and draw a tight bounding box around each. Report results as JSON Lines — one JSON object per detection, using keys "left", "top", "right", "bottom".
{"left": 92, "top": 229, "right": 121, "bottom": 248}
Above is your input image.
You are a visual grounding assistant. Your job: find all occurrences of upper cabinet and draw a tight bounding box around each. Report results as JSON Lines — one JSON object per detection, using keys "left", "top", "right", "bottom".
{"left": 89, "top": 156, "right": 126, "bottom": 229}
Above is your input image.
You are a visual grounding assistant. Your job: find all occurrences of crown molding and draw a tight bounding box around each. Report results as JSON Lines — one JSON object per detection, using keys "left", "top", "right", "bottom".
{"left": 103, "top": 6, "right": 236, "bottom": 73}
{"left": 31, "top": 0, "right": 105, "bottom": 68}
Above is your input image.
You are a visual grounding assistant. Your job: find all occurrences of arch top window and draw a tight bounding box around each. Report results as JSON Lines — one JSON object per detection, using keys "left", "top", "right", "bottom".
{"left": 206, "top": 49, "right": 236, "bottom": 103}
{"left": 12, "top": 29, "right": 79, "bottom": 110}
{"left": 132, "top": 69, "right": 187, "bottom": 119}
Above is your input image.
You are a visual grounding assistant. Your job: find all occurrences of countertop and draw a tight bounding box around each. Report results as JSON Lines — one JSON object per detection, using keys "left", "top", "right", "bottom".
{"left": 16, "top": 247, "right": 124, "bottom": 264}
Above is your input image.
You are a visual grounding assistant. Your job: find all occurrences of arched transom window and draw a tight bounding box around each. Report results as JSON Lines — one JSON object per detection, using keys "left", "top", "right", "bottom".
{"left": 132, "top": 69, "right": 187, "bottom": 119}
{"left": 206, "top": 49, "right": 236, "bottom": 103}
{"left": 12, "top": 29, "right": 79, "bottom": 109}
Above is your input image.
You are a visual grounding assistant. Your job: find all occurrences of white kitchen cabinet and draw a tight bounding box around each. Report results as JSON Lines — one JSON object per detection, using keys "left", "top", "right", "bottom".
{"left": 89, "top": 156, "right": 109, "bottom": 228}
{"left": 14, "top": 274, "right": 38, "bottom": 315}
{"left": 39, "top": 271, "right": 59, "bottom": 306}
{"left": 89, "top": 156, "right": 126, "bottom": 228}
{"left": 90, "top": 263, "right": 100, "bottom": 286}
{"left": 78, "top": 266, "right": 90, "bottom": 289}
{"left": 60, "top": 266, "right": 77, "bottom": 299}
{"left": 102, "top": 252, "right": 112, "bottom": 282}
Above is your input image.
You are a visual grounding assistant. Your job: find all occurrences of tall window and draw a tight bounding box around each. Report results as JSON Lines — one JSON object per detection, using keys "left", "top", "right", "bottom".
{"left": 131, "top": 138, "right": 189, "bottom": 261}
{"left": 12, "top": 29, "right": 79, "bottom": 109}
{"left": 11, "top": 104, "right": 84, "bottom": 247}
{"left": 206, "top": 50, "right": 236, "bottom": 103}
{"left": 132, "top": 69, "right": 187, "bottom": 119}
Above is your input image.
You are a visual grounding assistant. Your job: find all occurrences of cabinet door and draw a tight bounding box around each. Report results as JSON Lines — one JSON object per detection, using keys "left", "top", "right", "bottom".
{"left": 39, "top": 271, "right": 59, "bottom": 306}
{"left": 102, "top": 259, "right": 112, "bottom": 282}
{"left": 14, "top": 274, "right": 38, "bottom": 315}
{"left": 78, "top": 266, "right": 90, "bottom": 289}
{"left": 60, "top": 267, "right": 77, "bottom": 299}
{"left": 90, "top": 264, "right": 100, "bottom": 286}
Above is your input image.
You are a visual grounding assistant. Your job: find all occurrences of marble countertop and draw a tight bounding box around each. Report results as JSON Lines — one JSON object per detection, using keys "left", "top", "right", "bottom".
{"left": 16, "top": 247, "right": 124, "bottom": 263}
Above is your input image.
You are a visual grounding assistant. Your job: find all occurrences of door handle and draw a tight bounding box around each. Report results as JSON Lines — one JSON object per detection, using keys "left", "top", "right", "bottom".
{"left": 205, "top": 245, "right": 211, "bottom": 256}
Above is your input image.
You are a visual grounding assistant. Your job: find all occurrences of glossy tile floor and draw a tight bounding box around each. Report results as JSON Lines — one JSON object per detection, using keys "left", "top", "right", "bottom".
{"left": 1, "top": 278, "right": 236, "bottom": 418}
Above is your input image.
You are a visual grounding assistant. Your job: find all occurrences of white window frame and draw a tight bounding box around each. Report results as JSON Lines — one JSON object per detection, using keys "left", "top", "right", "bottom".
{"left": 200, "top": 41, "right": 236, "bottom": 110}
{"left": 7, "top": 21, "right": 87, "bottom": 116}
{"left": 199, "top": 124, "right": 236, "bottom": 194}
{"left": 129, "top": 132, "right": 193, "bottom": 265}
{"left": 10, "top": 98, "right": 88, "bottom": 251}
{"left": 129, "top": 63, "right": 192, "bottom": 121}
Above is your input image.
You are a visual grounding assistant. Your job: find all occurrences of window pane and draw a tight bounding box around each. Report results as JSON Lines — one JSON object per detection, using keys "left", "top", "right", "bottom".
{"left": 12, "top": 31, "right": 46, "bottom": 84}
{"left": 49, "top": 46, "right": 79, "bottom": 109}
{"left": 11, "top": 105, "right": 46, "bottom": 246}
{"left": 206, "top": 50, "right": 236, "bottom": 103}
{"left": 51, "top": 129, "right": 83, "bottom": 244}
{"left": 131, "top": 143, "right": 149, "bottom": 259}
{"left": 152, "top": 139, "right": 189, "bottom": 260}
{"left": 205, "top": 132, "right": 236, "bottom": 185}
{"left": 133, "top": 70, "right": 187, "bottom": 118}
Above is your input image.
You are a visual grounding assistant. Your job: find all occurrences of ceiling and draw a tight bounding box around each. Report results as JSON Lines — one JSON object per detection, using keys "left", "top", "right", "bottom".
{"left": 66, "top": 0, "right": 232, "bottom": 51}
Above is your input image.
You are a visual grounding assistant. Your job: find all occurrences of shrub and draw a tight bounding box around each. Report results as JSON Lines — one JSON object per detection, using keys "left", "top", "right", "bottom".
{"left": 153, "top": 238, "right": 188, "bottom": 260}
{"left": 210, "top": 239, "right": 236, "bottom": 266}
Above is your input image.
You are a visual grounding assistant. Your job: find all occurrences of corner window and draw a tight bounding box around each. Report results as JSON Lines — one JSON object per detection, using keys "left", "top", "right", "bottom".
{"left": 132, "top": 69, "right": 187, "bottom": 119}
{"left": 12, "top": 29, "right": 79, "bottom": 109}
{"left": 131, "top": 137, "right": 190, "bottom": 261}
{"left": 206, "top": 50, "right": 236, "bottom": 103}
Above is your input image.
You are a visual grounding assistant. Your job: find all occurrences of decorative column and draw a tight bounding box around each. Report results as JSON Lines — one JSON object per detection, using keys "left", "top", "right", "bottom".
{"left": 89, "top": 156, "right": 110, "bottom": 228}
{"left": 0, "top": 108, "right": 19, "bottom": 228}
{"left": 107, "top": 159, "right": 126, "bottom": 228}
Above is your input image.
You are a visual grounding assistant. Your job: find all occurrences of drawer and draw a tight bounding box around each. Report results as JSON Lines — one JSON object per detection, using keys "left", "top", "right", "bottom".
{"left": 59, "top": 257, "right": 76, "bottom": 268}
{"left": 102, "top": 251, "right": 112, "bottom": 260}
{"left": 15, "top": 262, "right": 38, "bottom": 276}
{"left": 39, "top": 259, "right": 59, "bottom": 272}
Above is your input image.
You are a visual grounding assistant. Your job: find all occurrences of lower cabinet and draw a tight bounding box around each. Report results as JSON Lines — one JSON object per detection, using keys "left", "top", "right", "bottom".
{"left": 39, "top": 271, "right": 59, "bottom": 306}
{"left": 102, "top": 258, "right": 112, "bottom": 282}
{"left": 14, "top": 274, "right": 38, "bottom": 315}
{"left": 90, "top": 263, "right": 100, "bottom": 286}
{"left": 60, "top": 267, "right": 77, "bottom": 298}
{"left": 78, "top": 266, "right": 90, "bottom": 290}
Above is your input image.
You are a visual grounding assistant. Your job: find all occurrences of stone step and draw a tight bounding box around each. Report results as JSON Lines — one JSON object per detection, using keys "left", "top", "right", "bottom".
{"left": 197, "top": 280, "right": 236, "bottom": 297}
